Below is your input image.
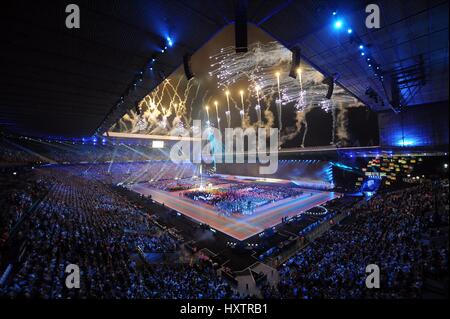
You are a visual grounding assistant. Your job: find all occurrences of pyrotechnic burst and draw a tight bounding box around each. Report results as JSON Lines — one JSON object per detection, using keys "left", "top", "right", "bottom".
{"left": 209, "top": 42, "right": 356, "bottom": 108}
{"left": 111, "top": 77, "right": 200, "bottom": 135}
{"left": 208, "top": 41, "right": 360, "bottom": 146}
{"left": 136, "top": 118, "right": 147, "bottom": 131}
{"left": 112, "top": 39, "right": 360, "bottom": 147}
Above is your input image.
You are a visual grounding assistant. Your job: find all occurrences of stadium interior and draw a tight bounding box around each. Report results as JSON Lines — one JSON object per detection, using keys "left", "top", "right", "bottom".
{"left": 0, "top": 0, "right": 448, "bottom": 301}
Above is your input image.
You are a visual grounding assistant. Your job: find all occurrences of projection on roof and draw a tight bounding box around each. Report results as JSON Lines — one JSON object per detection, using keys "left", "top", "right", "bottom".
{"left": 109, "top": 25, "right": 364, "bottom": 148}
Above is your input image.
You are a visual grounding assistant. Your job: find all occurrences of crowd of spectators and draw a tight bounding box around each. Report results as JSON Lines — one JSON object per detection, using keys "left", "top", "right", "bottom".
{"left": 142, "top": 261, "right": 236, "bottom": 298}
{"left": 60, "top": 161, "right": 198, "bottom": 185}
{"left": 0, "top": 140, "right": 43, "bottom": 165}
{"left": 0, "top": 170, "right": 52, "bottom": 252}
{"left": 262, "top": 179, "right": 449, "bottom": 298}
{"left": 0, "top": 136, "right": 167, "bottom": 165}
{"left": 1, "top": 137, "right": 448, "bottom": 299}
{"left": 149, "top": 178, "right": 203, "bottom": 192}
{"left": 0, "top": 168, "right": 236, "bottom": 299}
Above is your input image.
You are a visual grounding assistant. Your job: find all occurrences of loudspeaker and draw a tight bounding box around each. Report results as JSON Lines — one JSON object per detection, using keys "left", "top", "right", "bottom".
{"left": 289, "top": 47, "right": 301, "bottom": 78}
{"left": 322, "top": 76, "right": 334, "bottom": 99}
{"left": 234, "top": 0, "right": 248, "bottom": 53}
{"left": 183, "top": 53, "right": 194, "bottom": 80}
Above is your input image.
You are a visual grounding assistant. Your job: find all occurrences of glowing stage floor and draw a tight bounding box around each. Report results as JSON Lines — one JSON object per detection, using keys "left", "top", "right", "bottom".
{"left": 129, "top": 182, "right": 340, "bottom": 241}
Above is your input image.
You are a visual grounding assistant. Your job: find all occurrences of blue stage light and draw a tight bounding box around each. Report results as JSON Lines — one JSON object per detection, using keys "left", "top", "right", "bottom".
{"left": 359, "top": 44, "right": 364, "bottom": 50}
{"left": 166, "top": 36, "right": 173, "bottom": 47}
{"left": 347, "top": 28, "right": 352, "bottom": 34}
{"left": 334, "top": 20, "right": 343, "bottom": 29}
{"left": 397, "top": 139, "right": 416, "bottom": 147}
{"left": 361, "top": 52, "right": 365, "bottom": 56}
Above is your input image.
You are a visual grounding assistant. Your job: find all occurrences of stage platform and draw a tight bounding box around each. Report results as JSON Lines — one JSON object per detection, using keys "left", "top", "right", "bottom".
{"left": 128, "top": 178, "right": 340, "bottom": 241}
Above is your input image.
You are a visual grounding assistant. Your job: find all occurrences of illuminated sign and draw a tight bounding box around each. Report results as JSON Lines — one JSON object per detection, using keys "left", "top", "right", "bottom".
{"left": 152, "top": 141, "right": 165, "bottom": 148}
{"left": 365, "top": 172, "right": 386, "bottom": 177}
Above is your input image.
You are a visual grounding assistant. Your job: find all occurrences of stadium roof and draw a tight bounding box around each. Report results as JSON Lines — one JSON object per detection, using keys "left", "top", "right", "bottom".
{"left": 1, "top": 0, "right": 448, "bottom": 138}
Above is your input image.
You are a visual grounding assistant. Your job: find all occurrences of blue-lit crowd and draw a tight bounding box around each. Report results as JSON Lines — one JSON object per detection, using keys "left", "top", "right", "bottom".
{"left": 0, "top": 137, "right": 165, "bottom": 164}
{"left": 0, "top": 139, "right": 448, "bottom": 299}
{"left": 0, "top": 167, "right": 236, "bottom": 299}
{"left": 261, "top": 179, "right": 449, "bottom": 298}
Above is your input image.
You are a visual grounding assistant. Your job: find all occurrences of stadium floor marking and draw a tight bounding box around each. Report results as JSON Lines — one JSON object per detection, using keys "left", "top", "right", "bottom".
{"left": 130, "top": 185, "right": 260, "bottom": 236}
{"left": 129, "top": 184, "right": 339, "bottom": 241}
